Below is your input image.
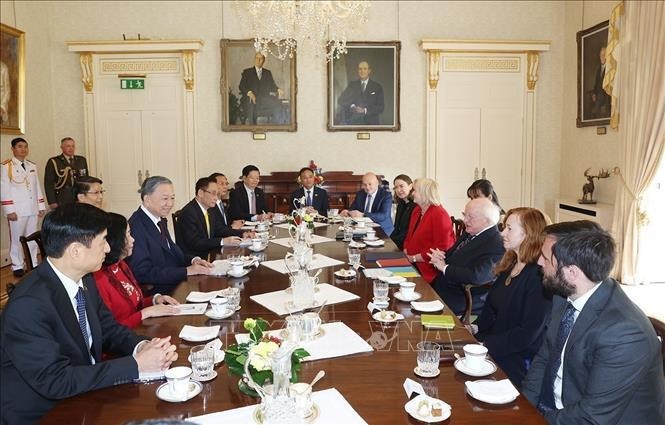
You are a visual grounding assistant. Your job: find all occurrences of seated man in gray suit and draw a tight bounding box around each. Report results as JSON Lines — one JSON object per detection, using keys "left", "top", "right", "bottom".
{"left": 522, "top": 221, "right": 665, "bottom": 424}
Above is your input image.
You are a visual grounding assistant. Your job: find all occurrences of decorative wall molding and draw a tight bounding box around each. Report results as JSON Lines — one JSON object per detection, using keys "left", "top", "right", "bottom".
{"left": 442, "top": 56, "right": 520, "bottom": 72}
{"left": 79, "top": 53, "right": 93, "bottom": 92}
{"left": 99, "top": 59, "right": 180, "bottom": 74}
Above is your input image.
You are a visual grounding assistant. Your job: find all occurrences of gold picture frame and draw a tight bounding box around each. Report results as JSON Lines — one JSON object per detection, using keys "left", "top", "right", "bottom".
{"left": 1, "top": 23, "right": 25, "bottom": 134}
{"left": 220, "top": 39, "right": 297, "bottom": 132}
{"left": 576, "top": 20, "right": 610, "bottom": 128}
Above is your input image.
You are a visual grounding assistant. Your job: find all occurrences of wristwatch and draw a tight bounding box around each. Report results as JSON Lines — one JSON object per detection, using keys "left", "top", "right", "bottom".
{"left": 410, "top": 255, "right": 417, "bottom": 263}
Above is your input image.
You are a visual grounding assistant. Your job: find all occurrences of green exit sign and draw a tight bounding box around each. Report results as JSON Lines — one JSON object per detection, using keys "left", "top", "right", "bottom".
{"left": 120, "top": 79, "right": 145, "bottom": 89}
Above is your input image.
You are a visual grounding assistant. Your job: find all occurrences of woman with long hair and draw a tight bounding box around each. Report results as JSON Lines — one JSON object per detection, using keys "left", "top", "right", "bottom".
{"left": 390, "top": 174, "right": 416, "bottom": 250}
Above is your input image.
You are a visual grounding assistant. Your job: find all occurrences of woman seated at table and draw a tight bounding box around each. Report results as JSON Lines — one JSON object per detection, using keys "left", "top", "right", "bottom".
{"left": 474, "top": 207, "right": 552, "bottom": 388}
{"left": 403, "top": 178, "right": 455, "bottom": 283}
{"left": 94, "top": 212, "right": 180, "bottom": 328}
{"left": 390, "top": 174, "right": 416, "bottom": 250}
{"left": 467, "top": 179, "right": 505, "bottom": 215}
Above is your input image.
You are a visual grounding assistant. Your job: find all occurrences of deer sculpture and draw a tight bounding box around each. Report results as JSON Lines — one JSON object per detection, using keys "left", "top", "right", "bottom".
{"left": 580, "top": 168, "right": 612, "bottom": 203}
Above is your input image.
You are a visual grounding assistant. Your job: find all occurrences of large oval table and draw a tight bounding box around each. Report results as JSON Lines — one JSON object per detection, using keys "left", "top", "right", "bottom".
{"left": 41, "top": 223, "right": 545, "bottom": 424}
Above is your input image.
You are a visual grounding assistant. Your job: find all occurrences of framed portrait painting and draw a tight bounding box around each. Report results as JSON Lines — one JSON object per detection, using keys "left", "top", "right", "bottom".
{"left": 577, "top": 20, "right": 610, "bottom": 128}
{"left": 1, "top": 23, "right": 25, "bottom": 134}
{"left": 327, "top": 41, "right": 400, "bottom": 132}
{"left": 220, "top": 39, "right": 297, "bottom": 132}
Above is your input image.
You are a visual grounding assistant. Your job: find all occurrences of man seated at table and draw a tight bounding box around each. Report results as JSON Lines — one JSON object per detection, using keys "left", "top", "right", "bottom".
{"left": 127, "top": 176, "right": 212, "bottom": 295}
{"left": 340, "top": 172, "right": 393, "bottom": 235}
{"left": 0, "top": 203, "right": 178, "bottom": 424}
{"left": 522, "top": 221, "right": 665, "bottom": 424}
{"left": 290, "top": 167, "right": 329, "bottom": 216}
{"left": 176, "top": 177, "right": 247, "bottom": 259}
{"left": 429, "top": 197, "right": 505, "bottom": 316}
{"left": 209, "top": 172, "right": 244, "bottom": 230}
{"left": 228, "top": 165, "right": 272, "bottom": 222}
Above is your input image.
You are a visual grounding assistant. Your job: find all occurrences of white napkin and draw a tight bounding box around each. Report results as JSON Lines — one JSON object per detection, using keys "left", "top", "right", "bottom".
{"left": 174, "top": 303, "right": 208, "bottom": 315}
{"left": 410, "top": 300, "right": 445, "bottom": 312}
{"left": 250, "top": 283, "right": 359, "bottom": 316}
{"left": 211, "top": 260, "right": 229, "bottom": 276}
{"left": 269, "top": 234, "right": 336, "bottom": 247}
{"left": 362, "top": 268, "right": 393, "bottom": 279}
{"left": 465, "top": 379, "right": 519, "bottom": 404}
{"left": 178, "top": 325, "right": 220, "bottom": 342}
{"left": 186, "top": 290, "right": 224, "bottom": 303}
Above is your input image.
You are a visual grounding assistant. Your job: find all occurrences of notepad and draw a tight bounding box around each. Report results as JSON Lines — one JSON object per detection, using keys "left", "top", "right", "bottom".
{"left": 384, "top": 266, "right": 420, "bottom": 277}
{"left": 375, "top": 258, "right": 412, "bottom": 267}
{"left": 421, "top": 314, "right": 455, "bottom": 329}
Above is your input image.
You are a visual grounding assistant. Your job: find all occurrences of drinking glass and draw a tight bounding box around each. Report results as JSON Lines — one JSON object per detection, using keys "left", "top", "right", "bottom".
{"left": 190, "top": 345, "right": 214, "bottom": 379}
{"left": 347, "top": 247, "right": 361, "bottom": 267}
{"left": 285, "top": 314, "right": 303, "bottom": 343}
{"left": 373, "top": 279, "right": 389, "bottom": 301}
{"left": 224, "top": 288, "right": 241, "bottom": 311}
{"left": 416, "top": 341, "right": 441, "bottom": 374}
{"left": 343, "top": 226, "right": 354, "bottom": 242}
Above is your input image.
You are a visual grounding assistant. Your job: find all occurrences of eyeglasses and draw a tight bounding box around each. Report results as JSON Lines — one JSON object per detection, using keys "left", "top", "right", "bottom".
{"left": 85, "top": 190, "right": 106, "bottom": 195}
{"left": 202, "top": 189, "right": 219, "bottom": 197}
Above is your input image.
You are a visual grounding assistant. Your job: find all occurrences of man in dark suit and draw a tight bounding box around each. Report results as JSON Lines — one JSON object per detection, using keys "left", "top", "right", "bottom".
{"left": 290, "top": 167, "right": 329, "bottom": 216}
{"left": 239, "top": 52, "right": 284, "bottom": 125}
{"left": 430, "top": 198, "right": 505, "bottom": 316}
{"left": 175, "top": 177, "right": 245, "bottom": 260}
{"left": 0, "top": 203, "right": 178, "bottom": 424}
{"left": 337, "top": 61, "right": 384, "bottom": 125}
{"left": 590, "top": 46, "right": 610, "bottom": 119}
{"left": 44, "top": 137, "right": 89, "bottom": 209}
{"left": 340, "top": 172, "right": 394, "bottom": 235}
{"left": 228, "top": 165, "right": 272, "bottom": 222}
{"left": 522, "top": 221, "right": 665, "bottom": 424}
{"left": 209, "top": 172, "right": 245, "bottom": 230}
{"left": 126, "top": 176, "right": 212, "bottom": 295}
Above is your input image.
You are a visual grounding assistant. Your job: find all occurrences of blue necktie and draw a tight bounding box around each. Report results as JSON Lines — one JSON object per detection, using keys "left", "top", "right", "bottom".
{"left": 306, "top": 190, "right": 312, "bottom": 207}
{"left": 364, "top": 194, "right": 372, "bottom": 213}
{"left": 538, "top": 302, "right": 576, "bottom": 412}
{"left": 75, "top": 288, "right": 91, "bottom": 355}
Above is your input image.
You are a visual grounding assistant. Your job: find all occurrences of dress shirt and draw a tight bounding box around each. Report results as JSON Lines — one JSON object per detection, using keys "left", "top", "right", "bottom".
{"left": 140, "top": 205, "right": 162, "bottom": 233}
{"left": 363, "top": 190, "right": 377, "bottom": 213}
{"left": 554, "top": 281, "right": 603, "bottom": 408}
{"left": 244, "top": 184, "right": 258, "bottom": 221}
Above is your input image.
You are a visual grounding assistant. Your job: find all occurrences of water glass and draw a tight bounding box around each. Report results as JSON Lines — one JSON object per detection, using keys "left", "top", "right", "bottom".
{"left": 190, "top": 345, "right": 214, "bottom": 379}
{"left": 225, "top": 289, "right": 241, "bottom": 311}
{"left": 373, "top": 279, "right": 389, "bottom": 301}
{"left": 343, "top": 226, "right": 354, "bottom": 242}
{"left": 347, "top": 247, "right": 361, "bottom": 267}
{"left": 416, "top": 341, "right": 441, "bottom": 374}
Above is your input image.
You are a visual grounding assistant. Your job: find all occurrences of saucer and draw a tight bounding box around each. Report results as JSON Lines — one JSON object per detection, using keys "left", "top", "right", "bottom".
{"left": 465, "top": 379, "right": 519, "bottom": 404}
{"left": 394, "top": 291, "right": 422, "bottom": 302}
{"left": 413, "top": 366, "right": 441, "bottom": 378}
{"left": 284, "top": 285, "right": 321, "bottom": 294}
{"left": 404, "top": 394, "right": 451, "bottom": 423}
{"left": 372, "top": 310, "right": 401, "bottom": 323}
{"left": 254, "top": 403, "right": 320, "bottom": 424}
{"left": 248, "top": 244, "right": 267, "bottom": 252}
{"left": 205, "top": 309, "right": 235, "bottom": 320}
{"left": 334, "top": 269, "right": 357, "bottom": 279}
{"left": 348, "top": 241, "right": 366, "bottom": 249}
{"left": 285, "top": 299, "right": 323, "bottom": 312}
{"left": 364, "top": 239, "right": 385, "bottom": 247}
{"left": 227, "top": 269, "right": 250, "bottom": 278}
{"left": 156, "top": 380, "right": 203, "bottom": 403}
{"left": 192, "top": 370, "right": 218, "bottom": 382}
{"left": 363, "top": 236, "right": 379, "bottom": 241}
{"left": 454, "top": 358, "right": 497, "bottom": 377}
{"left": 379, "top": 275, "right": 406, "bottom": 285}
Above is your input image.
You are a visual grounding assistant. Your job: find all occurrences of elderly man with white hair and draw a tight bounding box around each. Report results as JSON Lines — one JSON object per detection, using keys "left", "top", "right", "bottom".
{"left": 429, "top": 197, "right": 505, "bottom": 316}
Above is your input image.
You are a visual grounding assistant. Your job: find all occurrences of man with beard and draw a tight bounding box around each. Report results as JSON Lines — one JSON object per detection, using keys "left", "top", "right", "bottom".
{"left": 522, "top": 221, "right": 665, "bottom": 424}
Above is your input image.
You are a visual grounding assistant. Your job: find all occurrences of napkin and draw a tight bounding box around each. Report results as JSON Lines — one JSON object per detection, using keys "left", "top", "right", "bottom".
{"left": 186, "top": 290, "right": 224, "bottom": 303}
{"left": 465, "top": 379, "right": 519, "bottom": 404}
{"left": 410, "top": 300, "right": 445, "bottom": 312}
{"left": 178, "top": 325, "right": 220, "bottom": 342}
{"left": 362, "top": 268, "right": 393, "bottom": 279}
{"left": 174, "top": 303, "right": 208, "bottom": 316}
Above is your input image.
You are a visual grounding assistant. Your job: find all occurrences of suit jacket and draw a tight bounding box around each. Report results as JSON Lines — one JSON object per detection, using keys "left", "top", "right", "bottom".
{"left": 433, "top": 226, "right": 505, "bottom": 315}
{"left": 390, "top": 199, "right": 416, "bottom": 250}
{"left": 0, "top": 261, "right": 146, "bottom": 424}
{"left": 175, "top": 199, "right": 241, "bottom": 259}
{"left": 239, "top": 67, "right": 278, "bottom": 100}
{"left": 43, "top": 154, "right": 88, "bottom": 206}
{"left": 522, "top": 279, "right": 665, "bottom": 424}
{"left": 228, "top": 185, "right": 270, "bottom": 221}
{"left": 290, "top": 186, "right": 329, "bottom": 216}
{"left": 475, "top": 263, "right": 552, "bottom": 388}
{"left": 126, "top": 207, "right": 188, "bottom": 294}
{"left": 349, "top": 188, "right": 394, "bottom": 235}
{"left": 337, "top": 79, "right": 385, "bottom": 125}
{"left": 209, "top": 202, "right": 244, "bottom": 237}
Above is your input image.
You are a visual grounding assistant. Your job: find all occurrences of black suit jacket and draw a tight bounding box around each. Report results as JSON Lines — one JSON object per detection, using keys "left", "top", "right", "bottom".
{"left": 390, "top": 199, "right": 416, "bottom": 250}
{"left": 228, "top": 186, "right": 270, "bottom": 221}
{"left": 175, "top": 199, "right": 242, "bottom": 259}
{"left": 126, "top": 207, "right": 188, "bottom": 294}
{"left": 337, "top": 79, "right": 384, "bottom": 125}
{"left": 523, "top": 279, "right": 665, "bottom": 424}
{"left": 209, "top": 202, "right": 244, "bottom": 237}
{"left": 239, "top": 67, "right": 278, "bottom": 100}
{"left": 433, "top": 226, "right": 505, "bottom": 315}
{"left": 289, "top": 186, "right": 329, "bottom": 216}
{"left": 0, "top": 262, "right": 146, "bottom": 424}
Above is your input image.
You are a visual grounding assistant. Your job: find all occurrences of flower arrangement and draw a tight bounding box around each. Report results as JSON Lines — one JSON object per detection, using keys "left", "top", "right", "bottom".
{"left": 290, "top": 205, "right": 315, "bottom": 230}
{"left": 225, "top": 318, "right": 309, "bottom": 397}
{"left": 296, "top": 160, "right": 325, "bottom": 186}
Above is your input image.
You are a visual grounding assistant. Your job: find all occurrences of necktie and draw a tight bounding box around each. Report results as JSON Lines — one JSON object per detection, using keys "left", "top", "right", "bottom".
{"left": 257, "top": 69, "right": 262, "bottom": 80}
{"left": 75, "top": 287, "right": 91, "bottom": 355}
{"left": 306, "top": 190, "right": 312, "bottom": 207}
{"left": 361, "top": 81, "right": 367, "bottom": 92}
{"left": 364, "top": 194, "right": 372, "bottom": 213}
{"left": 204, "top": 210, "right": 211, "bottom": 237}
{"left": 538, "top": 302, "right": 576, "bottom": 412}
{"left": 218, "top": 203, "right": 227, "bottom": 226}
{"left": 21, "top": 162, "right": 26, "bottom": 170}
{"left": 452, "top": 233, "right": 473, "bottom": 254}
{"left": 158, "top": 218, "right": 170, "bottom": 247}
{"left": 249, "top": 191, "right": 256, "bottom": 215}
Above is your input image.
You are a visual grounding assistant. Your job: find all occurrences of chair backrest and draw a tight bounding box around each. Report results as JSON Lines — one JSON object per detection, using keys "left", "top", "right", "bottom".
{"left": 451, "top": 216, "right": 466, "bottom": 240}
{"left": 648, "top": 316, "right": 665, "bottom": 374}
{"left": 19, "top": 230, "right": 45, "bottom": 271}
{"left": 172, "top": 209, "right": 183, "bottom": 245}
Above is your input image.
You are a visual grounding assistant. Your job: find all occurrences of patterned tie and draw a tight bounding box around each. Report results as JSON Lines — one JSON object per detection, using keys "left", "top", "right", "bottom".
{"left": 538, "top": 302, "right": 576, "bottom": 412}
{"left": 450, "top": 233, "right": 474, "bottom": 255}
{"left": 364, "top": 194, "right": 372, "bottom": 213}
{"left": 75, "top": 287, "right": 91, "bottom": 355}
{"left": 249, "top": 191, "right": 256, "bottom": 215}
{"left": 306, "top": 190, "right": 312, "bottom": 207}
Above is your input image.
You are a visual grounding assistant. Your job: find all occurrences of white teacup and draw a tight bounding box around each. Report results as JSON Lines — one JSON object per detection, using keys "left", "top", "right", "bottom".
{"left": 230, "top": 260, "right": 244, "bottom": 275}
{"left": 251, "top": 238, "right": 263, "bottom": 249}
{"left": 399, "top": 281, "right": 416, "bottom": 298}
{"left": 256, "top": 222, "right": 269, "bottom": 232}
{"left": 165, "top": 366, "right": 192, "bottom": 399}
{"left": 300, "top": 312, "right": 322, "bottom": 340}
{"left": 366, "top": 229, "right": 377, "bottom": 239}
{"left": 209, "top": 297, "right": 229, "bottom": 314}
{"left": 356, "top": 221, "right": 366, "bottom": 228}
{"left": 463, "top": 344, "right": 488, "bottom": 370}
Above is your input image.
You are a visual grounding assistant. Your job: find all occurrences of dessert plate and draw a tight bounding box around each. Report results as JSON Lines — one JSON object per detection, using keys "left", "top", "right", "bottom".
{"left": 404, "top": 394, "right": 451, "bottom": 423}
{"left": 454, "top": 358, "right": 497, "bottom": 377}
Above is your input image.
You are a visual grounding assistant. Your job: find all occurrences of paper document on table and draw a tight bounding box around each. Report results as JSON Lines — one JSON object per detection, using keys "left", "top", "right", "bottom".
{"left": 250, "top": 283, "right": 359, "bottom": 315}
{"left": 260, "top": 254, "right": 344, "bottom": 274}
{"left": 189, "top": 388, "right": 367, "bottom": 424}
{"left": 269, "top": 234, "right": 336, "bottom": 247}
{"left": 185, "top": 290, "right": 224, "bottom": 303}
{"left": 174, "top": 303, "right": 207, "bottom": 315}
{"left": 362, "top": 268, "right": 393, "bottom": 279}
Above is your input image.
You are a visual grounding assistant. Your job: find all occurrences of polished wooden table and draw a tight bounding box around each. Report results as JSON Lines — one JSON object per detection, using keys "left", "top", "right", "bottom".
{"left": 42, "top": 224, "right": 545, "bottom": 424}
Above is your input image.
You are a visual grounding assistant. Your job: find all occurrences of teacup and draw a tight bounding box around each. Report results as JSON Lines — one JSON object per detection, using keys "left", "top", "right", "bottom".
{"left": 209, "top": 297, "right": 229, "bottom": 315}
{"left": 327, "top": 208, "right": 339, "bottom": 217}
{"left": 463, "top": 344, "right": 488, "bottom": 370}
{"left": 356, "top": 221, "right": 366, "bottom": 228}
{"left": 300, "top": 312, "right": 322, "bottom": 340}
{"left": 399, "top": 281, "right": 416, "bottom": 298}
{"left": 229, "top": 260, "right": 244, "bottom": 275}
{"left": 366, "top": 229, "right": 377, "bottom": 239}
{"left": 251, "top": 238, "right": 263, "bottom": 249}
{"left": 165, "top": 366, "right": 192, "bottom": 399}
{"left": 256, "top": 222, "right": 269, "bottom": 232}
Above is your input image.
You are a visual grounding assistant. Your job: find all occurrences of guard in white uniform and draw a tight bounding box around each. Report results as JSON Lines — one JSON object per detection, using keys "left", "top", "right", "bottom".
{"left": 1, "top": 138, "right": 46, "bottom": 276}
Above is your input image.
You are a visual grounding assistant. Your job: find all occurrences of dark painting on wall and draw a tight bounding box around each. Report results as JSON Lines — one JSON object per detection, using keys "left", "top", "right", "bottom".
{"left": 577, "top": 20, "right": 610, "bottom": 128}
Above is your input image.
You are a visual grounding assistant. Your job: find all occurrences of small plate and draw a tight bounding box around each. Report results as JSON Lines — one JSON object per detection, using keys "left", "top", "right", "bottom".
{"left": 247, "top": 244, "right": 267, "bottom": 252}
{"left": 156, "top": 380, "right": 203, "bottom": 403}
{"left": 192, "top": 370, "right": 218, "bottom": 382}
{"left": 379, "top": 275, "right": 406, "bottom": 285}
{"left": 227, "top": 269, "right": 250, "bottom": 278}
{"left": 348, "top": 241, "right": 366, "bottom": 249}
{"left": 364, "top": 239, "right": 385, "bottom": 247}
{"left": 284, "top": 285, "right": 321, "bottom": 294}
{"left": 253, "top": 403, "right": 320, "bottom": 424}
{"left": 334, "top": 269, "right": 357, "bottom": 279}
{"left": 413, "top": 366, "right": 441, "bottom": 378}
{"left": 465, "top": 379, "right": 519, "bottom": 404}
{"left": 363, "top": 236, "right": 379, "bottom": 241}
{"left": 372, "top": 298, "right": 390, "bottom": 309}
{"left": 410, "top": 300, "right": 445, "bottom": 313}
{"left": 372, "top": 310, "right": 400, "bottom": 323}
{"left": 243, "top": 221, "right": 259, "bottom": 226}
{"left": 454, "top": 358, "right": 497, "bottom": 377}
{"left": 205, "top": 309, "right": 235, "bottom": 320}
{"left": 404, "top": 394, "right": 451, "bottom": 423}
{"left": 394, "top": 291, "right": 422, "bottom": 302}
{"left": 285, "top": 299, "right": 323, "bottom": 312}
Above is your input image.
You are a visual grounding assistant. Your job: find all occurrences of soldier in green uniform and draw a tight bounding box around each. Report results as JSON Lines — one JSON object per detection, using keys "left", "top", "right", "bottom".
{"left": 43, "top": 137, "right": 88, "bottom": 209}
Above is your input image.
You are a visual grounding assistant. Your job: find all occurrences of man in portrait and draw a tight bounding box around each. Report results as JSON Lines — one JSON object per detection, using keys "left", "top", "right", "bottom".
{"left": 238, "top": 52, "right": 284, "bottom": 125}
{"left": 337, "top": 60, "right": 384, "bottom": 125}
{"left": 0, "top": 60, "right": 9, "bottom": 124}
{"left": 588, "top": 45, "right": 610, "bottom": 119}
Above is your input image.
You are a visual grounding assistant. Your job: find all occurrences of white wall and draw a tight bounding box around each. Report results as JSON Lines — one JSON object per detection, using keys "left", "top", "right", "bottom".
{"left": 1, "top": 0, "right": 568, "bottom": 260}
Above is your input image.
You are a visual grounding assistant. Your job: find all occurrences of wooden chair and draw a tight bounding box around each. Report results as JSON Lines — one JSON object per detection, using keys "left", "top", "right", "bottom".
{"left": 171, "top": 209, "right": 183, "bottom": 245}
{"left": 462, "top": 282, "right": 494, "bottom": 326}
{"left": 19, "top": 230, "right": 45, "bottom": 271}
{"left": 451, "top": 216, "right": 465, "bottom": 240}
{"left": 648, "top": 316, "right": 665, "bottom": 375}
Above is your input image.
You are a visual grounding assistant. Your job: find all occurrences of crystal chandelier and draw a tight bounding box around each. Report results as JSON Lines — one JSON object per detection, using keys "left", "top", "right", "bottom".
{"left": 236, "top": 1, "right": 370, "bottom": 61}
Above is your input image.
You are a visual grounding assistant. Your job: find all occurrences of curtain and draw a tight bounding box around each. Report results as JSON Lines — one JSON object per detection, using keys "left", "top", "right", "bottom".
{"left": 610, "top": 1, "right": 665, "bottom": 284}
